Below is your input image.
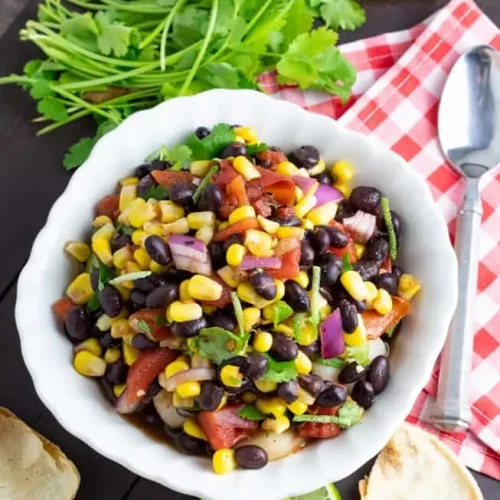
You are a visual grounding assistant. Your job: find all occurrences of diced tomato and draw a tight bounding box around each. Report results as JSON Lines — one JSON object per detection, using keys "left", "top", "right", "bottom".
{"left": 298, "top": 406, "right": 341, "bottom": 439}
{"left": 363, "top": 296, "right": 411, "bottom": 339}
{"left": 275, "top": 206, "right": 296, "bottom": 219}
{"left": 117, "top": 348, "right": 175, "bottom": 413}
{"left": 96, "top": 194, "right": 119, "bottom": 220}
{"left": 52, "top": 297, "right": 75, "bottom": 321}
{"left": 268, "top": 247, "right": 300, "bottom": 280}
{"left": 129, "top": 308, "right": 173, "bottom": 341}
{"left": 151, "top": 170, "right": 193, "bottom": 187}
{"left": 256, "top": 166, "right": 296, "bottom": 206}
{"left": 274, "top": 237, "right": 300, "bottom": 257}
{"left": 226, "top": 175, "right": 249, "bottom": 206}
{"left": 245, "top": 180, "right": 263, "bottom": 203}
{"left": 256, "top": 150, "right": 288, "bottom": 166}
{"left": 381, "top": 256, "right": 392, "bottom": 273}
{"left": 197, "top": 404, "right": 258, "bottom": 450}
{"left": 203, "top": 274, "right": 233, "bottom": 308}
{"left": 218, "top": 201, "right": 237, "bottom": 220}
{"left": 212, "top": 217, "right": 259, "bottom": 242}
{"left": 328, "top": 220, "right": 357, "bottom": 263}
{"left": 212, "top": 160, "right": 238, "bottom": 190}
{"left": 253, "top": 197, "right": 273, "bottom": 217}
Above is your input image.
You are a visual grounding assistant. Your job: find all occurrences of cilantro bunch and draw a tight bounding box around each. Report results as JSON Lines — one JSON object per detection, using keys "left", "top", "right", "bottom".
{"left": 0, "top": 0, "right": 365, "bottom": 170}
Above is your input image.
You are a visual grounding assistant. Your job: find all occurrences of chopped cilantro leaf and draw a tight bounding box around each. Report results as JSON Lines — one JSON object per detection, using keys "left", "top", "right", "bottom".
{"left": 315, "top": 356, "right": 346, "bottom": 369}
{"left": 116, "top": 224, "right": 135, "bottom": 236}
{"left": 342, "top": 253, "right": 353, "bottom": 272}
{"left": 231, "top": 292, "right": 245, "bottom": 336}
{"left": 192, "top": 165, "right": 219, "bottom": 204}
{"left": 37, "top": 97, "right": 68, "bottom": 122}
{"left": 246, "top": 143, "right": 268, "bottom": 155}
{"left": 63, "top": 137, "right": 96, "bottom": 170}
{"left": 155, "top": 315, "right": 167, "bottom": 325}
{"left": 86, "top": 294, "right": 100, "bottom": 313}
{"left": 317, "top": 0, "right": 366, "bottom": 31}
{"left": 237, "top": 405, "right": 265, "bottom": 421}
{"left": 143, "top": 185, "right": 168, "bottom": 200}
{"left": 261, "top": 353, "right": 298, "bottom": 383}
{"left": 271, "top": 301, "right": 293, "bottom": 328}
{"left": 186, "top": 123, "right": 236, "bottom": 161}
{"left": 293, "top": 401, "right": 363, "bottom": 428}
{"left": 197, "top": 327, "right": 249, "bottom": 364}
{"left": 137, "top": 320, "right": 151, "bottom": 335}
{"left": 97, "top": 259, "right": 115, "bottom": 291}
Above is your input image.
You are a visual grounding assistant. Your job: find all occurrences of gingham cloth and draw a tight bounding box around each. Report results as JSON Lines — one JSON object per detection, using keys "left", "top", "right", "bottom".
{"left": 260, "top": 0, "right": 500, "bottom": 479}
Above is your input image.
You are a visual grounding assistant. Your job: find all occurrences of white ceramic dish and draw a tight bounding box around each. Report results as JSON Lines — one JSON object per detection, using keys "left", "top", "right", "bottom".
{"left": 15, "top": 89, "right": 458, "bottom": 500}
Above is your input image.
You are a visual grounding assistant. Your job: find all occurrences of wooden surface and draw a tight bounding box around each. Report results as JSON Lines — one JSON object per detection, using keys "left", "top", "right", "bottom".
{"left": 0, "top": 1, "right": 498, "bottom": 499}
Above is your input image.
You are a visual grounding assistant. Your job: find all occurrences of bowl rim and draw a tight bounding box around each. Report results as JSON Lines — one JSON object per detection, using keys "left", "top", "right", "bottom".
{"left": 15, "top": 89, "right": 458, "bottom": 500}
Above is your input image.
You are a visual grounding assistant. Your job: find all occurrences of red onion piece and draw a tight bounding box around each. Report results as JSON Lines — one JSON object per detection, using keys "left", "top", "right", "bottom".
{"left": 165, "top": 368, "right": 215, "bottom": 391}
{"left": 320, "top": 308, "right": 345, "bottom": 359}
{"left": 315, "top": 184, "right": 343, "bottom": 207}
{"left": 238, "top": 255, "right": 282, "bottom": 270}
{"left": 168, "top": 235, "right": 212, "bottom": 275}
{"left": 274, "top": 237, "right": 300, "bottom": 257}
{"left": 292, "top": 175, "right": 318, "bottom": 195}
{"left": 343, "top": 210, "right": 377, "bottom": 244}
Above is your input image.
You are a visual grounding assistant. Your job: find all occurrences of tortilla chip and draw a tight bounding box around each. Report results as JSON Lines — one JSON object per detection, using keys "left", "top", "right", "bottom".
{"left": 359, "top": 423, "right": 483, "bottom": 500}
{"left": 0, "top": 408, "right": 80, "bottom": 500}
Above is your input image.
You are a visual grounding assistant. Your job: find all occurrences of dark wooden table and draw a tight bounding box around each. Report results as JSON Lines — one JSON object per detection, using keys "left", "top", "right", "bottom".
{"left": 0, "top": 1, "right": 498, "bottom": 499}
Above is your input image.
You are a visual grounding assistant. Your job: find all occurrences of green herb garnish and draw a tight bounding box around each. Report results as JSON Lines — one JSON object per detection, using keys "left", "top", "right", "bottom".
{"left": 246, "top": 143, "right": 269, "bottom": 155}
{"left": 115, "top": 224, "right": 135, "bottom": 236}
{"left": 109, "top": 270, "right": 151, "bottom": 285}
{"left": 310, "top": 265, "right": 321, "bottom": 326}
{"left": 197, "top": 327, "right": 249, "bottom": 364}
{"left": 342, "top": 252, "right": 353, "bottom": 272}
{"left": 271, "top": 301, "right": 294, "bottom": 328}
{"left": 97, "top": 259, "right": 115, "bottom": 291}
{"left": 231, "top": 291, "right": 245, "bottom": 336}
{"left": 315, "top": 357, "right": 346, "bottom": 369}
{"left": 137, "top": 320, "right": 151, "bottom": 335}
{"left": 186, "top": 123, "right": 236, "bottom": 161}
{"left": 381, "top": 197, "right": 397, "bottom": 260}
{"left": 261, "top": 353, "right": 298, "bottom": 383}
{"left": 192, "top": 164, "right": 219, "bottom": 204}
{"left": 237, "top": 405, "right": 265, "bottom": 421}
{"left": 155, "top": 315, "right": 168, "bottom": 326}
{"left": 293, "top": 401, "right": 363, "bottom": 428}
{"left": 143, "top": 185, "right": 168, "bottom": 200}
{"left": 346, "top": 342, "right": 370, "bottom": 366}
{"left": 147, "top": 144, "right": 192, "bottom": 170}
{"left": 86, "top": 294, "right": 100, "bottom": 313}
{"left": 293, "top": 313, "right": 305, "bottom": 344}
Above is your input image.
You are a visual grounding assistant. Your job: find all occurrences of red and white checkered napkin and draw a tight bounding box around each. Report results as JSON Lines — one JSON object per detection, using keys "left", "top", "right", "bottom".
{"left": 261, "top": 0, "right": 500, "bottom": 479}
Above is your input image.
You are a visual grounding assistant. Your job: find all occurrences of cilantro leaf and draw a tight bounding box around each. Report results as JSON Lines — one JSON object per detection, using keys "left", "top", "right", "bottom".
{"left": 24, "top": 59, "right": 43, "bottom": 77}
{"left": 37, "top": 98, "right": 68, "bottom": 122}
{"left": 231, "top": 292, "right": 245, "bottom": 336}
{"left": 293, "top": 313, "right": 305, "bottom": 343}
{"left": 293, "top": 400, "right": 363, "bottom": 428}
{"left": 156, "top": 0, "right": 177, "bottom": 5}
{"left": 30, "top": 79, "right": 53, "bottom": 100}
{"left": 342, "top": 253, "right": 353, "bottom": 272}
{"left": 381, "top": 197, "right": 397, "bottom": 260}
{"left": 164, "top": 144, "right": 192, "bottom": 171}
{"left": 95, "top": 11, "right": 135, "bottom": 57}
{"left": 186, "top": 123, "right": 236, "bottom": 161}
{"left": 318, "top": 0, "right": 366, "bottom": 31}
{"left": 346, "top": 342, "right": 370, "bottom": 366}
{"left": 237, "top": 405, "right": 265, "bottom": 421}
{"left": 315, "top": 356, "right": 346, "bottom": 368}
{"left": 280, "top": 0, "right": 315, "bottom": 49}
{"left": 197, "top": 62, "right": 241, "bottom": 89}
{"left": 269, "top": 301, "right": 293, "bottom": 328}
{"left": 61, "top": 12, "right": 99, "bottom": 51}
{"left": 86, "top": 294, "right": 100, "bottom": 313}
{"left": 197, "top": 327, "right": 249, "bottom": 364}
{"left": 63, "top": 137, "right": 96, "bottom": 170}
{"left": 97, "top": 259, "right": 115, "bottom": 291}
{"left": 116, "top": 224, "right": 135, "bottom": 236}
{"left": 246, "top": 143, "right": 268, "bottom": 155}
{"left": 193, "top": 165, "right": 219, "bottom": 204}
{"left": 143, "top": 185, "right": 168, "bottom": 200}
{"left": 109, "top": 270, "right": 151, "bottom": 285}
{"left": 137, "top": 319, "right": 151, "bottom": 335}
{"left": 155, "top": 315, "right": 168, "bottom": 325}
{"left": 261, "top": 353, "right": 298, "bottom": 383}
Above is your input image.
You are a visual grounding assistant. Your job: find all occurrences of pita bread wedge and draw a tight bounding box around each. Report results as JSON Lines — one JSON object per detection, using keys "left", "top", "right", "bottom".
{"left": 359, "top": 423, "right": 483, "bottom": 500}
{"left": 0, "top": 408, "right": 80, "bottom": 500}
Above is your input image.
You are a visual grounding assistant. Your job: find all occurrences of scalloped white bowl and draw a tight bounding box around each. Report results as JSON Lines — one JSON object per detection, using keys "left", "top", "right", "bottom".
{"left": 16, "top": 89, "right": 457, "bottom": 500}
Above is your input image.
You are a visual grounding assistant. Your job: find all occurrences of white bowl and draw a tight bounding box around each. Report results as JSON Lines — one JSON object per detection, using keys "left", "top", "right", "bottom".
{"left": 15, "top": 89, "right": 457, "bottom": 500}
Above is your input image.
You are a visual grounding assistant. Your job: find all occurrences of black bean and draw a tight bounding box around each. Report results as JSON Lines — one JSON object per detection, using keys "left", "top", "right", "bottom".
{"left": 311, "top": 227, "right": 331, "bottom": 254}
{"left": 105, "top": 361, "right": 128, "bottom": 385}
{"left": 204, "top": 184, "right": 224, "bottom": 212}
{"left": 100, "top": 378, "right": 117, "bottom": 403}
{"left": 198, "top": 381, "right": 225, "bottom": 411}
{"left": 132, "top": 333, "right": 157, "bottom": 350}
{"left": 130, "top": 289, "right": 147, "bottom": 309}
{"left": 298, "top": 374, "right": 324, "bottom": 397}
{"left": 98, "top": 285, "right": 123, "bottom": 318}
{"left": 315, "top": 171, "right": 333, "bottom": 184}
{"left": 169, "top": 183, "right": 197, "bottom": 207}
{"left": 235, "top": 445, "right": 268, "bottom": 469}
{"left": 299, "top": 341, "right": 320, "bottom": 361}
{"left": 392, "top": 265, "right": 403, "bottom": 284}
{"left": 220, "top": 142, "right": 247, "bottom": 159}
{"left": 208, "top": 310, "right": 237, "bottom": 332}
{"left": 315, "top": 251, "right": 341, "bottom": 268}
{"left": 170, "top": 316, "right": 208, "bottom": 338}
{"left": 135, "top": 163, "right": 152, "bottom": 179}
{"left": 164, "top": 268, "right": 192, "bottom": 282}
{"left": 64, "top": 307, "right": 92, "bottom": 342}
{"left": 195, "top": 126, "right": 210, "bottom": 139}
{"left": 299, "top": 240, "right": 315, "bottom": 269}
{"left": 142, "top": 380, "right": 162, "bottom": 405}
{"left": 90, "top": 268, "right": 99, "bottom": 291}
{"left": 150, "top": 159, "right": 170, "bottom": 171}
{"left": 320, "top": 261, "right": 341, "bottom": 287}
{"left": 271, "top": 333, "right": 299, "bottom": 361}
{"left": 351, "top": 380, "right": 375, "bottom": 409}
{"left": 176, "top": 433, "right": 207, "bottom": 456}
{"left": 292, "top": 145, "right": 320, "bottom": 169}
{"left": 335, "top": 200, "right": 356, "bottom": 223}
{"left": 208, "top": 242, "right": 226, "bottom": 270}
{"left": 319, "top": 287, "right": 334, "bottom": 304}
{"left": 250, "top": 270, "right": 277, "bottom": 300}
{"left": 133, "top": 275, "right": 164, "bottom": 293}
{"left": 146, "top": 283, "right": 179, "bottom": 308}
{"left": 353, "top": 260, "right": 381, "bottom": 282}
{"left": 273, "top": 215, "right": 302, "bottom": 227}
{"left": 364, "top": 236, "right": 389, "bottom": 262}
{"left": 284, "top": 281, "right": 310, "bottom": 312}
{"left": 350, "top": 186, "right": 382, "bottom": 214}
{"left": 222, "top": 234, "right": 244, "bottom": 253}
{"left": 338, "top": 361, "right": 364, "bottom": 384}
{"left": 98, "top": 331, "right": 121, "bottom": 349}
{"left": 145, "top": 235, "right": 171, "bottom": 266}
{"left": 110, "top": 233, "right": 131, "bottom": 253}
{"left": 142, "top": 407, "right": 163, "bottom": 428}
{"left": 320, "top": 226, "right": 348, "bottom": 248}
{"left": 163, "top": 424, "right": 183, "bottom": 443}
{"left": 244, "top": 353, "right": 268, "bottom": 380}
{"left": 375, "top": 273, "right": 398, "bottom": 296}
{"left": 339, "top": 299, "right": 358, "bottom": 333}
{"left": 315, "top": 384, "right": 347, "bottom": 407}
{"left": 277, "top": 379, "right": 299, "bottom": 403}
{"left": 137, "top": 174, "right": 155, "bottom": 199}
{"left": 367, "top": 356, "right": 390, "bottom": 394}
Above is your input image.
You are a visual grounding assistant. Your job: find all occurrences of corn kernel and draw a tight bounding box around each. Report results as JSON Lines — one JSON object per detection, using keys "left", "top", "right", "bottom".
{"left": 74, "top": 351, "right": 106, "bottom": 377}
{"left": 243, "top": 307, "right": 261, "bottom": 331}
{"left": 202, "top": 304, "right": 217, "bottom": 315}
{"left": 92, "top": 215, "right": 113, "bottom": 228}
{"left": 242, "top": 391, "right": 257, "bottom": 404}
{"left": 128, "top": 202, "right": 158, "bottom": 228}
{"left": 308, "top": 159, "right": 326, "bottom": 176}
{"left": 296, "top": 168, "right": 310, "bottom": 178}
{"left": 213, "top": 449, "right": 237, "bottom": 475}
{"left": 295, "top": 194, "right": 317, "bottom": 219}
{"left": 257, "top": 215, "right": 279, "bottom": 235}
{"left": 92, "top": 222, "right": 115, "bottom": 241}
{"left": 168, "top": 301, "right": 203, "bottom": 322}
{"left": 112, "top": 246, "right": 133, "bottom": 269}
{"left": 262, "top": 415, "right": 290, "bottom": 434}
{"left": 245, "top": 229, "right": 273, "bottom": 257}
{"left": 172, "top": 392, "right": 195, "bottom": 408}
{"left": 176, "top": 381, "right": 201, "bottom": 398}
{"left": 298, "top": 388, "right": 316, "bottom": 405}
{"left": 332, "top": 160, "right": 354, "bottom": 183}
{"left": 74, "top": 338, "right": 102, "bottom": 357}
{"left": 132, "top": 229, "right": 147, "bottom": 246}
{"left": 296, "top": 322, "right": 316, "bottom": 346}
{"left": 187, "top": 211, "right": 216, "bottom": 230}
{"left": 183, "top": 418, "right": 207, "bottom": 441}
{"left": 294, "top": 350, "right": 312, "bottom": 374}
{"left": 301, "top": 219, "right": 314, "bottom": 231}
{"left": 235, "top": 126, "right": 258, "bottom": 143}
{"left": 179, "top": 280, "right": 191, "bottom": 302}
{"left": 220, "top": 365, "right": 243, "bottom": 388}
{"left": 340, "top": 271, "right": 367, "bottom": 301}
{"left": 274, "top": 324, "right": 294, "bottom": 337}
{"left": 150, "top": 261, "right": 169, "bottom": 274}
{"left": 233, "top": 156, "right": 261, "bottom": 181}
{"left": 218, "top": 221, "right": 230, "bottom": 232}
{"left": 96, "top": 314, "right": 114, "bottom": 332}
{"left": 334, "top": 182, "right": 351, "bottom": 198}
{"left": 64, "top": 241, "right": 91, "bottom": 263}
{"left": 196, "top": 225, "right": 214, "bottom": 245}
{"left": 355, "top": 243, "right": 365, "bottom": 260}
{"left": 229, "top": 205, "right": 256, "bottom": 225}
{"left": 276, "top": 161, "right": 299, "bottom": 177}
{"left": 158, "top": 200, "right": 185, "bottom": 223}
{"left": 373, "top": 288, "right": 392, "bottom": 315}
{"left": 121, "top": 261, "right": 141, "bottom": 289}
{"left": 294, "top": 271, "right": 309, "bottom": 289}
{"left": 288, "top": 400, "right": 308, "bottom": 416}
{"left": 166, "top": 359, "right": 190, "bottom": 378}
{"left": 256, "top": 398, "right": 287, "bottom": 418}
{"left": 188, "top": 275, "right": 222, "bottom": 301}
{"left": 344, "top": 316, "right": 367, "bottom": 347}
{"left": 190, "top": 160, "right": 213, "bottom": 177}
{"left": 277, "top": 227, "right": 305, "bottom": 240}
{"left": 364, "top": 281, "right": 378, "bottom": 307}
{"left": 398, "top": 274, "right": 421, "bottom": 301}
{"left": 66, "top": 273, "right": 93, "bottom": 305}
{"left": 226, "top": 243, "right": 246, "bottom": 267}
{"left": 104, "top": 347, "right": 121, "bottom": 364}
{"left": 163, "top": 217, "right": 189, "bottom": 235}
{"left": 118, "top": 198, "right": 145, "bottom": 225}
{"left": 119, "top": 176, "right": 139, "bottom": 186}
{"left": 143, "top": 221, "right": 164, "bottom": 236}
{"left": 113, "top": 384, "right": 126, "bottom": 397}
{"left": 110, "top": 318, "right": 132, "bottom": 338}
{"left": 306, "top": 201, "right": 338, "bottom": 226}
{"left": 119, "top": 184, "right": 137, "bottom": 212}
{"left": 123, "top": 343, "right": 140, "bottom": 366}
{"left": 254, "top": 379, "right": 277, "bottom": 393}
{"left": 134, "top": 247, "right": 151, "bottom": 270}
{"left": 92, "top": 238, "right": 113, "bottom": 266}
{"left": 216, "top": 265, "right": 240, "bottom": 289}
{"left": 234, "top": 135, "right": 246, "bottom": 144}
{"left": 295, "top": 186, "right": 304, "bottom": 202}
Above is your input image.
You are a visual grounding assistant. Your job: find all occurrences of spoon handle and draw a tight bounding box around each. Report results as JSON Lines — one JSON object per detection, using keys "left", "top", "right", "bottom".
{"left": 432, "top": 177, "right": 482, "bottom": 432}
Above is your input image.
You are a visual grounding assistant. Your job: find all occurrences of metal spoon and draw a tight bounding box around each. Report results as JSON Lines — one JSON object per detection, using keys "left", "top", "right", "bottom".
{"left": 433, "top": 45, "right": 500, "bottom": 432}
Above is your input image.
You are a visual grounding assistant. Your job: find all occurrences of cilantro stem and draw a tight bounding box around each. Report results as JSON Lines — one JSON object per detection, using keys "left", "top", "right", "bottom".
{"left": 38, "top": 108, "right": 92, "bottom": 135}
{"left": 64, "top": 0, "right": 103, "bottom": 10}
{"left": 244, "top": 0, "right": 275, "bottom": 36}
{"left": 139, "top": 19, "right": 165, "bottom": 50}
{"left": 381, "top": 197, "right": 397, "bottom": 260}
{"left": 101, "top": 0, "right": 172, "bottom": 14}
{"left": 160, "top": 0, "right": 187, "bottom": 71}
{"left": 178, "top": 0, "right": 219, "bottom": 96}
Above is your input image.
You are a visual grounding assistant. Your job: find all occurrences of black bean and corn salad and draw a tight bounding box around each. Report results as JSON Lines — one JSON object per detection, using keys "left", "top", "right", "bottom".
{"left": 54, "top": 123, "right": 421, "bottom": 474}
